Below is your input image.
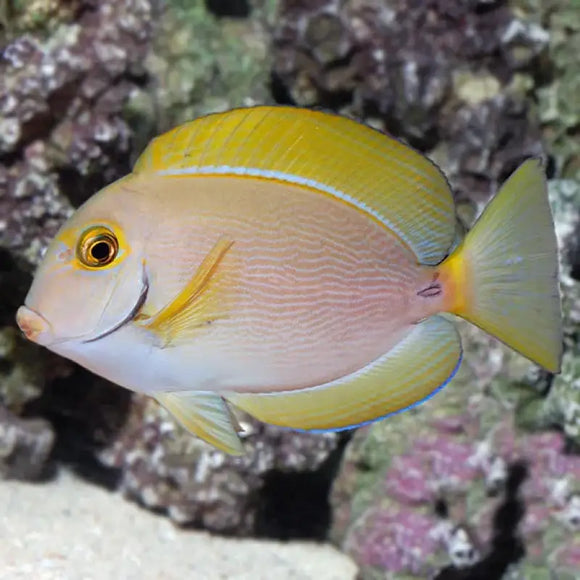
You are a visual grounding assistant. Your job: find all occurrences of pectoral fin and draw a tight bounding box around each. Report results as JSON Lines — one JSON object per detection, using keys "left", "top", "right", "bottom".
{"left": 138, "top": 237, "right": 234, "bottom": 346}
{"left": 227, "top": 316, "right": 462, "bottom": 431}
{"left": 155, "top": 391, "right": 244, "bottom": 455}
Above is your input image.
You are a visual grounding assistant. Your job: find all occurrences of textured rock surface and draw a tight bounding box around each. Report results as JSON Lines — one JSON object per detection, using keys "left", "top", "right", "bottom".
{"left": 0, "top": 326, "right": 46, "bottom": 410}
{"left": 125, "top": 0, "right": 277, "bottom": 156}
{"left": 0, "top": 0, "right": 80, "bottom": 44}
{"left": 519, "top": 179, "right": 580, "bottom": 446}
{"left": 0, "top": 405, "right": 54, "bottom": 480}
{"left": 0, "top": 0, "right": 153, "bottom": 269}
{"left": 526, "top": 0, "right": 580, "bottom": 179}
{"left": 97, "top": 394, "right": 341, "bottom": 536}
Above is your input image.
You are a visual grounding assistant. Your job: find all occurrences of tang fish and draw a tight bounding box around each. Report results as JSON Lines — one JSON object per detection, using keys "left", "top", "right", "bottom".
{"left": 16, "top": 106, "right": 562, "bottom": 455}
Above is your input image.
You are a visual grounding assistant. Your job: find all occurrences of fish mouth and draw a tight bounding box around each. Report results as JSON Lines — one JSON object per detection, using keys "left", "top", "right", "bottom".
{"left": 82, "top": 267, "right": 149, "bottom": 344}
{"left": 16, "top": 305, "right": 54, "bottom": 346}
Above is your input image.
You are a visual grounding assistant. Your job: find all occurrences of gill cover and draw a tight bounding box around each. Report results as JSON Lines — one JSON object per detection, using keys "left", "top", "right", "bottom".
{"left": 23, "top": 183, "right": 147, "bottom": 343}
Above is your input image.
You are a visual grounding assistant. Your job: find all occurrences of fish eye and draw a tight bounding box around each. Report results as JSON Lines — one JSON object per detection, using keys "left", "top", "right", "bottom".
{"left": 77, "top": 226, "right": 119, "bottom": 268}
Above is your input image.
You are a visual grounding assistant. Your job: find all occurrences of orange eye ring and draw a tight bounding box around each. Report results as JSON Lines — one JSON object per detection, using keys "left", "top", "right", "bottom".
{"left": 77, "top": 227, "right": 119, "bottom": 268}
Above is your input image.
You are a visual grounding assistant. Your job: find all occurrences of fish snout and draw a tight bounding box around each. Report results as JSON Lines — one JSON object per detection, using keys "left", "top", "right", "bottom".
{"left": 16, "top": 306, "right": 53, "bottom": 346}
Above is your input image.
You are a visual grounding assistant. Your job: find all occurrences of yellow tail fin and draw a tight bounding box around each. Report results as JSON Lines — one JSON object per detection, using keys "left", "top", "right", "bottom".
{"left": 440, "top": 158, "right": 562, "bottom": 372}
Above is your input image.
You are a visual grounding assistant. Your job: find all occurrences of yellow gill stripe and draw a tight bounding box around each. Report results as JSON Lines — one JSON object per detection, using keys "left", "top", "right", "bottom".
{"left": 134, "top": 107, "right": 456, "bottom": 264}
{"left": 227, "top": 316, "right": 462, "bottom": 431}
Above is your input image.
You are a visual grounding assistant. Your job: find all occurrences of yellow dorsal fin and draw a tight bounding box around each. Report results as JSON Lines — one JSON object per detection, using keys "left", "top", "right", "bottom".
{"left": 227, "top": 316, "right": 462, "bottom": 432}
{"left": 134, "top": 106, "right": 456, "bottom": 264}
{"left": 137, "top": 238, "right": 234, "bottom": 346}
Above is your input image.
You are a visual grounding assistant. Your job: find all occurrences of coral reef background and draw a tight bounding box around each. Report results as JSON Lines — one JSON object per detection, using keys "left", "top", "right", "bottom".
{"left": 1, "top": 1, "right": 579, "bottom": 578}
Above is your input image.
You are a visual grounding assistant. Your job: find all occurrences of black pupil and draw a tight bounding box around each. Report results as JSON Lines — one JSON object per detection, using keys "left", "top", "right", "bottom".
{"left": 90, "top": 240, "right": 111, "bottom": 262}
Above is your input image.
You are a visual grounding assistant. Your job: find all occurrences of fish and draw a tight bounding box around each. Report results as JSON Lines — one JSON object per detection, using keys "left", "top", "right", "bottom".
{"left": 15, "top": 106, "right": 563, "bottom": 455}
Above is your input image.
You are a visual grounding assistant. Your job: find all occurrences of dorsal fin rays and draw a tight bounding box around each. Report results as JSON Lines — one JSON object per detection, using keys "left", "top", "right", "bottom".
{"left": 133, "top": 106, "right": 456, "bottom": 264}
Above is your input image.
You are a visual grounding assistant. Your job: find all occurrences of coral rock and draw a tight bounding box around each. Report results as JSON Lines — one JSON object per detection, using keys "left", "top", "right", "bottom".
{"left": 273, "top": 0, "right": 548, "bottom": 202}
{"left": 0, "top": 405, "right": 54, "bottom": 480}
{"left": 0, "top": 0, "right": 153, "bottom": 268}
{"left": 98, "top": 395, "right": 340, "bottom": 536}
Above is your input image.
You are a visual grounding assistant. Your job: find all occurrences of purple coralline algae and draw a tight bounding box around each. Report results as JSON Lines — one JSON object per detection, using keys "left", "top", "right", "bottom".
{"left": 0, "top": 0, "right": 153, "bottom": 268}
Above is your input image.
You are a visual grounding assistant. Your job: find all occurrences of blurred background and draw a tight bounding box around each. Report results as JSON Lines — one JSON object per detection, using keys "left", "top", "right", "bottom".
{"left": 0, "top": 1, "right": 579, "bottom": 578}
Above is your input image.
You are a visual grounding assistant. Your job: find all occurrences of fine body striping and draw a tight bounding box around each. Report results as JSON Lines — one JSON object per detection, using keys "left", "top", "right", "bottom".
{"left": 158, "top": 165, "right": 450, "bottom": 253}
{"left": 132, "top": 174, "right": 443, "bottom": 392}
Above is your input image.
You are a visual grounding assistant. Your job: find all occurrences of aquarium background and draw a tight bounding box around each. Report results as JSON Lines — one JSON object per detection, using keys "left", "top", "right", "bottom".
{"left": 0, "top": 1, "right": 579, "bottom": 578}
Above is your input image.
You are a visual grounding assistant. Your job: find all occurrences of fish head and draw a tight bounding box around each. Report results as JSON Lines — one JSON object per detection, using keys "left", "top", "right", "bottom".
{"left": 16, "top": 177, "right": 149, "bottom": 352}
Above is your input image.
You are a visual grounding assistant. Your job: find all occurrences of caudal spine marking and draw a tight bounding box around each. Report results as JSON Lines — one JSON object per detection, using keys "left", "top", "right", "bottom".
{"left": 417, "top": 272, "right": 442, "bottom": 298}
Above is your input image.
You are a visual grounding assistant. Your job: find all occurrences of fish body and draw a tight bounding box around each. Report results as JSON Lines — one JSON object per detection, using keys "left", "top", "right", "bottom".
{"left": 16, "top": 106, "right": 563, "bottom": 454}
{"left": 60, "top": 173, "right": 439, "bottom": 395}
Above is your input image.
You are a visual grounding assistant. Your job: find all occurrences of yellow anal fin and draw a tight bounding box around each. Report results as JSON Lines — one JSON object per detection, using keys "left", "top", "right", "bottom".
{"left": 139, "top": 238, "right": 234, "bottom": 346}
{"left": 133, "top": 106, "right": 456, "bottom": 264}
{"left": 155, "top": 391, "right": 244, "bottom": 455}
{"left": 227, "top": 316, "right": 462, "bottom": 432}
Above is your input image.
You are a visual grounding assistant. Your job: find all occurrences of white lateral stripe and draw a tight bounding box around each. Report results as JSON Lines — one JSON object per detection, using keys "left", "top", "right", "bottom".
{"left": 158, "top": 165, "right": 417, "bottom": 255}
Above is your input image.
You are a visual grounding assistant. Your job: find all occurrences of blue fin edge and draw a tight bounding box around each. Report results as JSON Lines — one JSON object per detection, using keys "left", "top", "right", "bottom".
{"left": 283, "top": 347, "right": 463, "bottom": 434}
